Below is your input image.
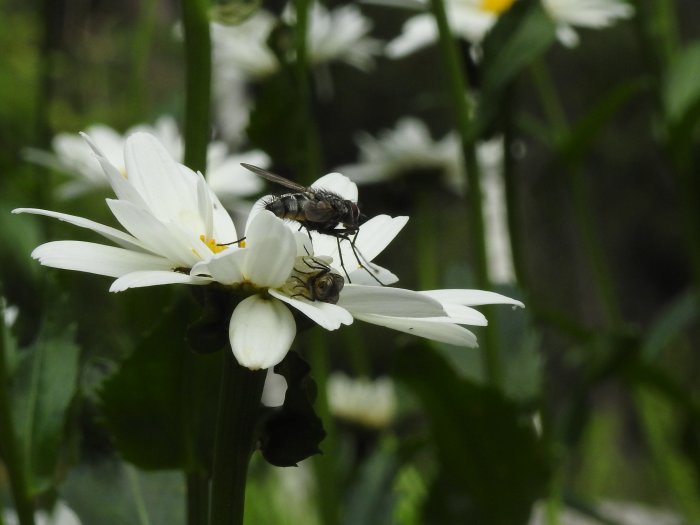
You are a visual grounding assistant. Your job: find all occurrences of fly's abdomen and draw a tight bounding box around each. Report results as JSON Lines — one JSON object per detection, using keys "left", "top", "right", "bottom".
{"left": 265, "top": 193, "right": 310, "bottom": 222}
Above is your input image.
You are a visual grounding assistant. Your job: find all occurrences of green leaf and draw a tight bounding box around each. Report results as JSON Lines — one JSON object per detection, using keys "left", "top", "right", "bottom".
{"left": 641, "top": 289, "right": 698, "bottom": 361}
{"left": 98, "top": 298, "right": 223, "bottom": 471}
{"left": 663, "top": 40, "right": 700, "bottom": 126}
{"left": 396, "top": 345, "right": 550, "bottom": 525}
{"left": 11, "top": 323, "right": 80, "bottom": 495}
{"left": 259, "top": 351, "right": 325, "bottom": 467}
{"left": 61, "top": 459, "right": 185, "bottom": 525}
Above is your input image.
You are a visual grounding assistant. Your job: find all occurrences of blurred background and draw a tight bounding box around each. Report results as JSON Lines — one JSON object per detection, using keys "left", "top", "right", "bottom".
{"left": 1, "top": 0, "right": 700, "bottom": 524}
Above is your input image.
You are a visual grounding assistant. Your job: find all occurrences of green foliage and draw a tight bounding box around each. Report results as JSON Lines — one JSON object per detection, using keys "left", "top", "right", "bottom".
{"left": 98, "top": 298, "right": 222, "bottom": 471}
{"left": 396, "top": 345, "right": 550, "bottom": 525}
{"left": 663, "top": 41, "right": 700, "bottom": 128}
{"left": 10, "top": 323, "right": 80, "bottom": 495}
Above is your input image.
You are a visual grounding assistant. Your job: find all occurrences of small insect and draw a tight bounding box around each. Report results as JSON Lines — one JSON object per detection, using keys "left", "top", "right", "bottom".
{"left": 284, "top": 256, "right": 345, "bottom": 304}
{"left": 241, "top": 163, "right": 383, "bottom": 285}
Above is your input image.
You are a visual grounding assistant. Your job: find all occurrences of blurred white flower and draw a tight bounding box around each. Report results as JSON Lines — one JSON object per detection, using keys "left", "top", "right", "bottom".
{"left": 529, "top": 500, "right": 680, "bottom": 525}
{"left": 23, "top": 116, "right": 266, "bottom": 203}
{"left": 327, "top": 372, "right": 397, "bottom": 428}
{"left": 338, "top": 122, "right": 515, "bottom": 284}
{"left": 337, "top": 117, "right": 465, "bottom": 193}
{"left": 385, "top": 0, "right": 515, "bottom": 58}
{"left": 2, "top": 298, "right": 18, "bottom": 327}
{"left": 384, "top": 0, "right": 633, "bottom": 57}
{"left": 542, "top": 0, "right": 634, "bottom": 47}
{"left": 3, "top": 501, "right": 82, "bottom": 525}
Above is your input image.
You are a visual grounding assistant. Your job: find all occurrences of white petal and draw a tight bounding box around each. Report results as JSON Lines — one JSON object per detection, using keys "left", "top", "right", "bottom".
{"left": 269, "top": 289, "right": 353, "bottom": 330}
{"left": 206, "top": 150, "right": 268, "bottom": 198}
{"left": 105, "top": 199, "right": 196, "bottom": 265}
{"left": 124, "top": 132, "right": 199, "bottom": 222}
{"left": 192, "top": 249, "right": 246, "bottom": 284}
{"left": 346, "top": 264, "right": 399, "bottom": 286}
{"left": 442, "top": 303, "right": 487, "bottom": 326}
{"left": 244, "top": 211, "right": 296, "bottom": 287}
{"left": 31, "top": 241, "right": 173, "bottom": 277}
{"left": 338, "top": 285, "right": 446, "bottom": 317}
{"left": 229, "top": 295, "right": 296, "bottom": 370}
{"left": 420, "top": 289, "right": 524, "bottom": 308}
{"left": 385, "top": 14, "right": 437, "bottom": 58}
{"left": 12, "top": 208, "right": 147, "bottom": 252}
{"left": 312, "top": 172, "right": 358, "bottom": 202}
{"left": 110, "top": 270, "right": 211, "bottom": 292}
{"left": 352, "top": 313, "right": 478, "bottom": 347}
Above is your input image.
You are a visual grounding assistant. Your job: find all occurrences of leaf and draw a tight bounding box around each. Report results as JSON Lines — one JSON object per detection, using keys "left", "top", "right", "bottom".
{"left": 61, "top": 459, "right": 185, "bottom": 525}
{"left": 258, "top": 351, "right": 325, "bottom": 467}
{"left": 11, "top": 323, "right": 80, "bottom": 495}
{"left": 395, "top": 345, "right": 550, "bottom": 525}
{"left": 98, "top": 297, "right": 223, "bottom": 471}
{"left": 663, "top": 40, "right": 700, "bottom": 126}
{"left": 641, "top": 289, "right": 698, "bottom": 362}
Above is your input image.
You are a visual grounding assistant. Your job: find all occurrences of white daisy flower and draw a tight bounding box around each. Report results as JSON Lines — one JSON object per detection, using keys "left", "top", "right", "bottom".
{"left": 23, "top": 116, "right": 267, "bottom": 202}
{"left": 385, "top": 0, "right": 515, "bottom": 58}
{"left": 337, "top": 117, "right": 465, "bottom": 193}
{"left": 327, "top": 372, "right": 397, "bottom": 428}
{"left": 384, "top": 0, "right": 632, "bottom": 57}
{"left": 14, "top": 132, "right": 239, "bottom": 292}
{"left": 542, "top": 0, "right": 634, "bottom": 47}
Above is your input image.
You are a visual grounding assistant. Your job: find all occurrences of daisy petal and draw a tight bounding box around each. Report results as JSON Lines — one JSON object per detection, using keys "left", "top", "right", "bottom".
{"left": 244, "top": 211, "right": 296, "bottom": 287}
{"left": 269, "top": 289, "right": 353, "bottom": 330}
{"left": 229, "top": 295, "right": 296, "bottom": 370}
{"left": 192, "top": 249, "right": 246, "bottom": 284}
{"left": 312, "top": 172, "right": 358, "bottom": 202}
{"left": 110, "top": 270, "right": 211, "bottom": 292}
{"left": 442, "top": 303, "right": 488, "bottom": 326}
{"left": 420, "top": 289, "right": 524, "bottom": 308}
{"left": 347, "top": 264, "right": 399, "bottom": 286}
{"left": 31, "top": 241, "right": 172, "bottom": 277}
{"left": 352, "top": 313, "right": 479, "bottom": 347}
{"left": 338, "top": 285, "right": 446, "bottom": 317}
{"left": 12, "top": 208, "right": 147, "bottom": 252}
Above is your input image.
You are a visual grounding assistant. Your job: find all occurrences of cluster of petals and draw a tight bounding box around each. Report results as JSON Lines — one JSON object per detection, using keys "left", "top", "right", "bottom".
{"left": 327, "top": 372, "right": 397, "bottom": 429}
{"left": 14, "top": 132, "right": 523, "bottom": 371}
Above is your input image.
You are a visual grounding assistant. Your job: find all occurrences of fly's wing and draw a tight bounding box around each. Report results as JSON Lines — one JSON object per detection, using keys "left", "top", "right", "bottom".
{"left": 240, "top": 163, "right": 308, "bottom": 192}
{"left": 303, "top": 200, "right": 338, "bottom": 222}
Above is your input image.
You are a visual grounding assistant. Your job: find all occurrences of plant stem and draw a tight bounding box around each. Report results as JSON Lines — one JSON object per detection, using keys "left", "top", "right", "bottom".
{"left": 415, "top": 192, "right": 439, "bottom": 290}
{"left": 209, "top": 351, "right": 266, "bottom": 525}
{"left": 308, "top": 330, "right": 340, "bottom": 525}
{"left": 186, "top": 471, "right": 209, "bottom": 525}
{"left": 294, "top": 0, "right": 322, "bottom": 183}
{"left": 181, "top": 0, "right": 212, "bottom": 174}
{"left": 0, "top": 299, "right": 35, "bottom": 525}
{"left": 429, "top": 0, "right": 501, "bottom": 386}
{"left": 130, "top": 0, "right": 157, "bottom": 119}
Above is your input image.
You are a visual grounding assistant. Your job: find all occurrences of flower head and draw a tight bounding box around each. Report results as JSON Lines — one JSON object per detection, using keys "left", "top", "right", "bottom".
{"left": 327, "top": 373, "right": 397, "bottom": 428}
{"left": 542, "top": 0, "right": 634, "bottom": 47}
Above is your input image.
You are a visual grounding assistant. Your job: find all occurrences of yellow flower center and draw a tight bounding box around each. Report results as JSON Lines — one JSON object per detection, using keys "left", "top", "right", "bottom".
{"left": 200, "top": 234, "right": 228, "bottom": 254}
{"left": 480, "top": 0, "right": 514, "bottom": 14}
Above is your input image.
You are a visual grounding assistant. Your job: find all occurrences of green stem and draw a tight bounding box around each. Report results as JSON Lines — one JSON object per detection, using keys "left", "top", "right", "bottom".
{"left": 209, "top": 351, "right": 266, "bottom": 525}
{"left": 429, "top": 0, "right": 501, "bottom": 386}
{"left": 181, "top": 0, "right": 212, "bottom": 174}
{"left": 293, "top": 0, "right": 321, "bottom": 183}
{"left": 530, "top": 59, "right": 623, "bottom": 329}
{"left": 130, "top": 0, "right": 158, "bottom": 119}
{"left": 0, "top": 299, "right": 35, "bottom": 525}
{"left": 308, "top": 331, "right": 340, "bottom": 525}
{"left": 186, "top": 471, "right": 209, "bottom": 525}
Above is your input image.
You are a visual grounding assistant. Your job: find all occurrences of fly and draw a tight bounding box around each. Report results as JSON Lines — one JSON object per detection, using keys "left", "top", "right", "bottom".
{"left": 241, "top": 163, "right": 384, "bottom": 285}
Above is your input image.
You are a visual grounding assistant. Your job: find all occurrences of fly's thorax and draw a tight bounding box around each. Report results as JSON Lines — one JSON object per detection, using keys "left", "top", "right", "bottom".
{"left": 282, "top": 255, "right": 345, "bottom": 304}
